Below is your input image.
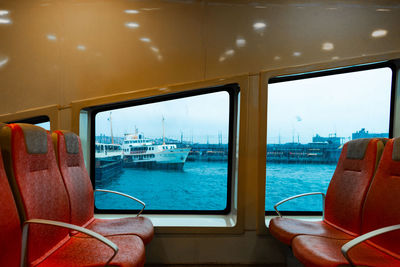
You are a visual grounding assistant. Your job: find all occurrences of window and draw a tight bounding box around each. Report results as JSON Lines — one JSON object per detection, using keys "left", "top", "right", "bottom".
{"left": 7, "top": 115, "right": 50, "bottom": 130}
{"left": 91, "top": 85, "right": 239, "bottom": 214}
{"left": 265, "top": 63, "right": 395, "bottom": 215}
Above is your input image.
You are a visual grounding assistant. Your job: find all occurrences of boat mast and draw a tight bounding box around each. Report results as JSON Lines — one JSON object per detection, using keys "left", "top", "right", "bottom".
{"left": 162, "top": 116, "right": 165, "bottom": 145}
{"left": 110, "top": 112, "right": 114, "bottom": 144}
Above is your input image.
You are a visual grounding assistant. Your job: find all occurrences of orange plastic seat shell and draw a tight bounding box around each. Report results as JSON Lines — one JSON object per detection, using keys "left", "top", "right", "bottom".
{"left": 269, "top": 217, "right": 354, "bottom": 245}
{"left": 0, "top": 124, "right": 146, "bottom": 267}
{"left": 269, "top": 138, "right": 382, "bottom": 245}
{"left": 37, "top": 235, "right": 145, "bottom": 267}
{"left": 52, "top": 130, "right": 154, "bottom": 244}
{"left": 291, "top": 138, "right": 400, "bottom": 266}
{"left": 292, "top": 235, "right": 400, "bottom": 267}
{"left": 0, "top": 150, "right": 22, "bottom": 267}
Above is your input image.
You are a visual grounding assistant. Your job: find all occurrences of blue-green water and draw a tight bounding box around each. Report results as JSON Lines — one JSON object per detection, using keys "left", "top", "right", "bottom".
{"left": 94, "top": 162, "right": 336, "bottom": 212}
{"left": 266, "top": 163, "right": 336, "bottom": 211}
{"left": 95, "top": 161, "right": 228, "bottom": 211}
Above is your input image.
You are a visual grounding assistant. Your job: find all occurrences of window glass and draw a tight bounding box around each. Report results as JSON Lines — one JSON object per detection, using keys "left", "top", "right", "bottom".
{"left": 7, "top": 116, "right": 50, "bottom": 131}
{"left": 266, "top": 67, "right": 392, "bottom": 213}
{"left": 35, "top": 121, "right": 50, "bottom": 130}
{"left": 94, "top": 90, "right": 233, "bottom": 213}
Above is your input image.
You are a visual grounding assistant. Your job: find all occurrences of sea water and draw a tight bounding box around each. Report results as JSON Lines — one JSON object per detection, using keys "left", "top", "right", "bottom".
{"left": 94, "top": 162, "right": 336, "bottom": 212}
{"left": 266, "top": 163, "right": 336, "bottom": 212}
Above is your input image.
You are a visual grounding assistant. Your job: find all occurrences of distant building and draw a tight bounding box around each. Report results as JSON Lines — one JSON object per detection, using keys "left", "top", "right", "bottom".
{"left": 352, "top": 128, "right": 388, "bottom": 140}
{"left": 312, "top": 134, "right": 342, "bottom": 146}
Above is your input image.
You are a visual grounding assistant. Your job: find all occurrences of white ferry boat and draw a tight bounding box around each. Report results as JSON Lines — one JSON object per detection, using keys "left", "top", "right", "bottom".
{"left": 95, "top": 143, "right": 123, "bottom": 161}
{"left": 95, "top": 143, "right": 123, "bottom": 179}
{"left": 122, "top": 131, "right": 191, "bottom": 169}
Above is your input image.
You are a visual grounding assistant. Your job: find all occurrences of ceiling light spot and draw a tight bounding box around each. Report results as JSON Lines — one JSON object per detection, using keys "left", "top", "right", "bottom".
{"left": 47, "top": 34, "right": 57, "bottom": 41}
{"left": 253, "top": 22, "right": 267, "bottom": 30}
{"left": 140, "top": 37, "right": 151, "bottom": 43}
{"left": 124, "top": 10, "right": 139, "bottom": 14}
{"left": 274, "top": 56, "right": 281, "bottom": 61}
{"left": 322, "top": 42, "right": 334, "bottom": 51}
{"left": 150, "top": 46, "right": 159, "bottom": 53}
{"left": 225, "top": 49, "right": 235, "bottom": 56}
{"left": 0, "top": 10, "right": 9, "bottom": 16}
{"left": 77, "top": 45, "right": 86, "bottom": 51}
{"left": 293, "top": 52, "right": 302, "bottom": 57}
{"left": 125, "top": 22, "right": 139, "bottom": 28}
{"left": 0, "top": 18, "right": 11, "bottom": 24}
{"left": 236, "top": 38, "right": 246, "bottom": 48}
{"left": 0, "top": 56, "right": 9, "bottom": 68}
{"left": 371, "top": 29, "right": 387, "bottom": 38}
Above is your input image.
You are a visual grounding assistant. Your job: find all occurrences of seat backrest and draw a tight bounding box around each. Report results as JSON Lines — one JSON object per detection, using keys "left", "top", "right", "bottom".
{"left": 0, "top": 123, "right": 71, "bottom": 266}
{"left": 0, "top": 148, "right": 22, "bottom": 267}
{"left": 324, "top": 138, "right": 384, "bottom": 235}
{"left": 361, "top": 137, "right": 400, "bottom": 259}
{"left": 52, "top": 130, "right": 94, "bottom": 227}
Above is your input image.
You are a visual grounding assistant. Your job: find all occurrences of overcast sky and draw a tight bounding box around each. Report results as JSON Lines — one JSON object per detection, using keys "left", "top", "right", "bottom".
{"left": 95, "top": 67, "right": 392, "bottom": 145}
{"left": 96, "top": 91, "right": 230, "bottom": 144}
{"left": 267, "top": 67, "right": 392, "bottom": 144}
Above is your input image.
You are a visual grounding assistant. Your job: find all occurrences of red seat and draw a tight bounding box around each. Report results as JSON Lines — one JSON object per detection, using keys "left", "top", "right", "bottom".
{"left": 269, "top": 138, "right": 384, "bottom": 245}
{"left": 0, "top": 123, "right": 146, "bottom": 266}
{"left": 292, "top": 235, "right": 399, "bottom": 267}
{"left": 52, "top": 130, "right": 154, "bottom": 245}
{"left": 0, "top": 147, "right": 22, "bottom": 267}
{"left": 292, "top": 138, "right": 400, "bottom": 266}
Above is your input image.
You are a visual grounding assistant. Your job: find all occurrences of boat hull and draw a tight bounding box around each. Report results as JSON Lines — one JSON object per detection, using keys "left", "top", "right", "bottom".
{"left": 123, "top": 160, "right": 185, "bottom": 170}
{"left": 95, "top": 159, "right": 123, "bottom": 179}
{"left": 123, "top": 148, "right": 190, "bottom": 169}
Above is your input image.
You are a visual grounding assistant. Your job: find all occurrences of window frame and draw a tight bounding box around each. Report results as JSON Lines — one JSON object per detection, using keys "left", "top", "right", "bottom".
{"left": 265, "top": 60, "right": 398, "bottom": 216}
{"left": 7, "top": 115, "right": 50, "bottom": 126}
{"left": 88, "top": 84, "right": 240, "bottom": 215}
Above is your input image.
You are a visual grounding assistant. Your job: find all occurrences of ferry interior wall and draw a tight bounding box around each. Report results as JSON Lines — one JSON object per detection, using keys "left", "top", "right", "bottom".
{"left": 0, "top": 0, "right": 400, "bottom": 266}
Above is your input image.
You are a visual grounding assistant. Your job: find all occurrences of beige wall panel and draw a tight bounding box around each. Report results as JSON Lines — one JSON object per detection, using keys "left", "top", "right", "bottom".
{"left": 59, "top": 0, "right": 205, "bottom": 103}
{"left": 205, "top": 1, "right": 400, "bottom": 78}
{"left": 0, "top": 1, "right": 399, "bottom": 114}
{"left": 0, "top": 2, "right": 61, "bottom": 114}
{"left": 146, "top": 231, "right": 285, "bottom": 264}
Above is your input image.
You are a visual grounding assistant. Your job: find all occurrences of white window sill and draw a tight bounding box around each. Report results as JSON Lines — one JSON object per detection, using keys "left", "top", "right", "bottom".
{"left": 95, "top": 213, "right": 237, "bottom": 228}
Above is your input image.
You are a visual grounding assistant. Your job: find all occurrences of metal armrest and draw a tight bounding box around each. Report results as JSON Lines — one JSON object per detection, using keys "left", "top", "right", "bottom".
{"left": 21, "top": 219, "right": 118, "bottom": 267}
{"left": 341, "top": 224, "right": 400, "bottom": 266}
{"left": 273, "top": 192, "right": 326, "bottom": 218}
{"left": 95, "top": 189, "right": 146, "bottom": 216}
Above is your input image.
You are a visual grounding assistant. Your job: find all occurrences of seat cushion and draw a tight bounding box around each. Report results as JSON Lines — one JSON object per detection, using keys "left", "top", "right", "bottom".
{"left": 292, "top": 235, "right": 400, "bottom": 267}
{"left": 269, "top": 217, "right": 354, "bottom": 245}
{"left": 37, "top": 235, "right": 145, "bottom": 267}
{"left": 80, "top": 217, "right": 154, "bottom": 245}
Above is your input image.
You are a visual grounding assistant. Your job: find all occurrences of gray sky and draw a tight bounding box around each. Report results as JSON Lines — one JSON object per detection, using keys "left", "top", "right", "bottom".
{"left": 95, "top": 67, "right": 392, "bottom": 145}
{"left": 267, "top": 67, "right": 392, "bottom": 144}
{"left": 96, "top": 91, "right": 230, "bottom": 144}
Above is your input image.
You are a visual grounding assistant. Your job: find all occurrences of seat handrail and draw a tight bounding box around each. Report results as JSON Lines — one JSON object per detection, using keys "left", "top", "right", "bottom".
{"left": 341, "top": 224, "right": 400, "bottom": 266}
{"left": 273, "top": 192, "right": 326, "bottom": 218}
{"left": 95, "top": 189, "right": 146, "bottom": 216}
{"left": 21, "top": 219, "right": 119, "bottom": 267}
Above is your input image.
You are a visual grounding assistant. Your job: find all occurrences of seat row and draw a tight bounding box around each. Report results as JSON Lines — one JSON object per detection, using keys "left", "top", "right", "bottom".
{"left": 0, "top": 123, "right": 154, "bottom": 266}
{"left": 269, "top": 137, "right": 400, "bottom": 266}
